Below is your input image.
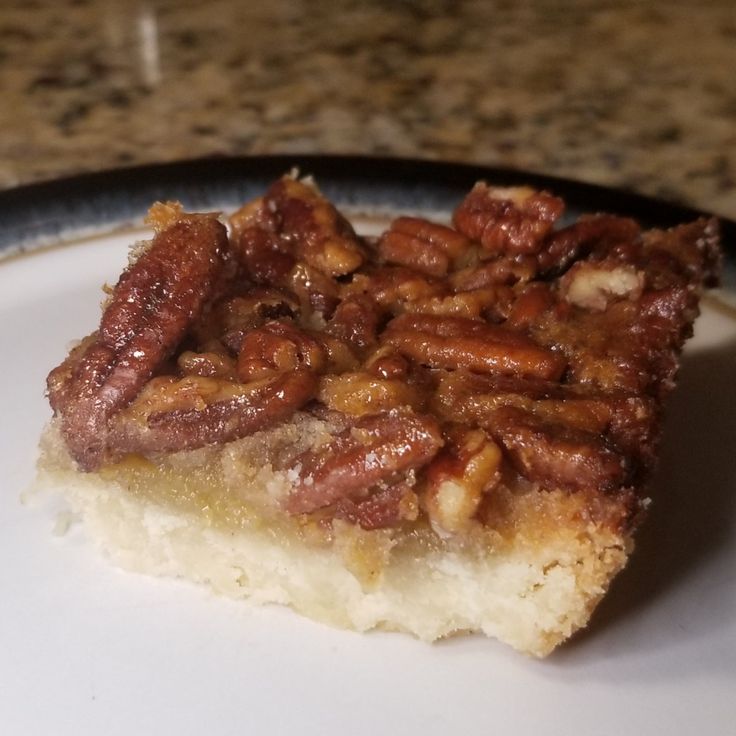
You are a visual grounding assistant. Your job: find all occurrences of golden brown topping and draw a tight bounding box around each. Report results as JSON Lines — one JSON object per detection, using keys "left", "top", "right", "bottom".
{"left": 46, "top": 178, "right": 721, "bottom": 535}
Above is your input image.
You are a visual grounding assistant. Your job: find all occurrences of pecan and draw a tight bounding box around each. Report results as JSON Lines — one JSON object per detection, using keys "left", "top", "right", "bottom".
{"left": 266, "top": 176, "right": 365, "bottom": 277}
{"left": 538, "top": 214, "right": 641, "bottom": 275}
{"left": 421, "top": 427, "right": 502, "bottom": 534}
{"left": 325, "top": 294, "right": 382, "bottom": 351}
{"left": 453, "top": 183, "right": 564, "bottom": 255}
{"left": 110, "top": 370, "right": 317, "bottom": 457}
{"left": 530, "top": 283, "right": 697, "bottom": 395}
{"left": 317, "top": 372, "right": 423, "bottom": 416}
{"left": 237, "top": 320, "right": 326, "bottom": 382}
{"left": 382, "top": 313, "right": 567, "bottom": 381}
{"left": 309, "top": 331, "right": 360, "bottom": 373}
{"left": 287, "top": 262, "right": 340, "bottom": 319}
{"left": 229, "top": 177, "right": 364, "bottom": 295}
{"left": 404, "top": 286, "right": 514, "bottom": 322}
{"left": 285, "top": 410, "right": 443, "bottom": 515}
{"left": 431, "top": 371, "right": 656, "bottom": 472}
{"left": 640, "top": 218, "right": 722, "bottom": 288}
{"left": 505, "top": 283, "right": 556, "bottom": 329}
{"left": 229, "top": 197, "right": 295, "bottom": 286}
{"left": 344, "top": 266, "right": 446, "bottom": 313}
{"left": 560, "top": 261, "right": 645, "bottom": 312}
{"left": 333, "top": 482, "right": 419, "bottom": 530}
{"left": 177, "top": 350, "right": 238, "bottom": 380}
{"left": 432, "top": 371, "right": 611, "bottom": 433}
{"left": 47, "top": 334, "right": 97, "bottom": 414}
{"left": 47, "top": 210, "right": 227, "bottom": 470}
{"left": 486, "top": 406, "right": 628, "bottom": 491}
{"left": 362, "top": 346, "right": 410, "bottom": 379}
{"left": 195, "top": 288, "right": 300, "bottom": 353}
{"left": 378, "top": 217, "right": 470, "bottom": 277}
{"left": 450, "top": 255, "right": 538, "bottom": 291}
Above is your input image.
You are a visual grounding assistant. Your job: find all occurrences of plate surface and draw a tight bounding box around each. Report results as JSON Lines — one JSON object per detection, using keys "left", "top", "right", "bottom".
{"left": 2, "top": 157, "right": 735, "bottom": 735}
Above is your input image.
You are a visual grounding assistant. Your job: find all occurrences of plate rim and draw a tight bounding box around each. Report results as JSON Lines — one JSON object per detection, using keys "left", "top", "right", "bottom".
{"left": 0, "top": 154, "right": 733, "bottom": 255}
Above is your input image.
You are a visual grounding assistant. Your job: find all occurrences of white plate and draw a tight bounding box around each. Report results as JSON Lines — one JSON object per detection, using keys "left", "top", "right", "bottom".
{"left": 2, "top": 170, "right": 736, "bottom": 735}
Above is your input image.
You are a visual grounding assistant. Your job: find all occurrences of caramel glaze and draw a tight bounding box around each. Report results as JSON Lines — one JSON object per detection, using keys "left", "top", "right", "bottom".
{"left": 47, "top": 176, "right": 721, "bottom": 535}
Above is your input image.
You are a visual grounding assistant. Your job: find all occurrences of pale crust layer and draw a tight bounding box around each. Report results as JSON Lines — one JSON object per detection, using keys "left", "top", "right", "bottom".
{"left": 37, "top": 418, "right": 631, "bottom": 657}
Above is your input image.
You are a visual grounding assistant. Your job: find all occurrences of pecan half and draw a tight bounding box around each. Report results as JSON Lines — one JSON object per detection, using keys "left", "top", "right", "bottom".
{"left": 110, "top": 370, "right": 317, "bottom": 457}
{"left": 47, "top": 209, "right": 227, "bottom": 470}
{"left": 449, "top": 255, "right": 538, "bottom": 291}
{"left": 421, "top": 427, "right": 502, "bottom": 534}
{"left": 640, "top": 217, "right": 722, "bottom": 288}
{"left": 362, "top": 346, "right": 410, "bottom": 379}
{"left": 333, "top": 482, "right": 419, "bottom": 530}
{"left": 237, "top": 320, "right": 326, "bottom": 382}
{"left": 286, "top": 262, "right": 340, "bottom": 319}
{"left": 325, "top": 294, "right": 382, "bottom": 352}
{"left": 537, "top": 214, "right": 641, "bottom": 276}
{"left": 344, "top": 266, "right": 446, "bottom": 313}
{"left": 431, "top": 370, "right": 655, "bottom": 462}
{"left": 285, "top": 410, "right": 443, "bottom": 515}
{"left": 453, "top": 183, "right": 564, "bottom": 255}
{"left": 229, "top": 177, "right": 364, "bottom": 295}
{"left": 486, "top": 405, "right": 628, "bottom": 491}
{"left": 267, "top": 177, "right": 365, "bottom": 277}
{"left": 382, "top": 313, "right": 567, "bottom": 380}
{"left": 378, "top": 217, "right": 470, "bottom": 277}
{"left": 560, "top": 261, "right": 645, "bottom": 312}
{"left": 229, "top": 197, "right": 295, "bottom": 286}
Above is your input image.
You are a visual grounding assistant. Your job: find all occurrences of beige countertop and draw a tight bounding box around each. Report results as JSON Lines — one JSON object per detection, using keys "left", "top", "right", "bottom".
{"left": 1, "top": 0, "right": 734, "bottom": 218}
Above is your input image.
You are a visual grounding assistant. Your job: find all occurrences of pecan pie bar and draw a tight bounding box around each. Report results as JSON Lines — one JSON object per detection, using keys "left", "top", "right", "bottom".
{"left": 36, "top": 176, "right": 721, "bottom": 656}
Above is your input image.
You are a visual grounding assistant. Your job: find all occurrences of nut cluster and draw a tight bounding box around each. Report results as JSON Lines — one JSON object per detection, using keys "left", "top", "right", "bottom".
{"left": 47, "top": 176, "right": 721, "bottom": 534}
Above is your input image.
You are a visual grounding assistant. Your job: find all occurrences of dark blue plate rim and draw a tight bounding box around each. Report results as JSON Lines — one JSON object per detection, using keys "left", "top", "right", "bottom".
{"left": 0, "top": 154, "right": 733, "bottom": 256}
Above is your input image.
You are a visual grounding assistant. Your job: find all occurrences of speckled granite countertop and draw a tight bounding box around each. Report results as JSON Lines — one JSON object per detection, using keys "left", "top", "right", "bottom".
{"left": 1, "top": 0, "right": 734, "bottom": 217}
